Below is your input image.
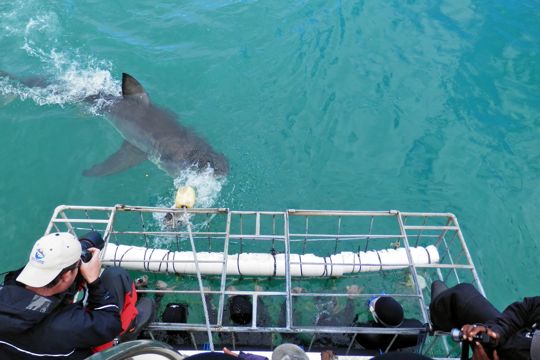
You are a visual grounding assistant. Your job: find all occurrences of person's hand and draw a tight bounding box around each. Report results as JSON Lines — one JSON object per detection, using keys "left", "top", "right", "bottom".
{"left": 346, "top": 284, "right": 362, "bottom": 298}
{"left": 461, "top": 324, "right": 499, "bottom": 345}
{"left": 79, "top": 248, "right": 101, "bottom": 284}
{"left": 223, "top": 347, "right": 238, "bottom": 357}
{"left": 321, "top": 350, "right": 335, "bottom": 360}
{"left": 472, "top": 342, "right": 499, "bottom": 360}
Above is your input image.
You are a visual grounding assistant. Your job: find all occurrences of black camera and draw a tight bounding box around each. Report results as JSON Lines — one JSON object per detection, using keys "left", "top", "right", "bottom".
{"left": 79, "top": 231, "right": 105, "bottom": 262}
{"left": 451, "top": 328, "right": 497, "bottom": 347}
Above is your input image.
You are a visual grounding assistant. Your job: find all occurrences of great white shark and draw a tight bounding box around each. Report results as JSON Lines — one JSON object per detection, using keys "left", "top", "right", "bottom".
{"left": 84, "top": 73, "right": 228, "bottom": 177}
{"left": 0, "top": 71, "right": 228, "bottom": 177}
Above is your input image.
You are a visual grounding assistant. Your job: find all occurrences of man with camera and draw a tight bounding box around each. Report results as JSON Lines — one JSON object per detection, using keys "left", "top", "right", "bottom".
{"left": 0, "top": 232, "right": 151, "bottom": 359}
{"left": 430, "top": 281, "right": 540, "bottom": 360}
{"left": 460, "top": 296, "right": 540, "bottom": 360}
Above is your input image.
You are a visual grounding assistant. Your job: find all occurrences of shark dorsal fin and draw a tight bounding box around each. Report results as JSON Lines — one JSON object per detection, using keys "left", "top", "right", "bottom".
{"left": 122, "top": 73, "right": 150, "bottom": 106}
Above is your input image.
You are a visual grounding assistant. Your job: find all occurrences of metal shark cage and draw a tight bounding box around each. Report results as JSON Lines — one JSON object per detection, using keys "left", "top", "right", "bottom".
{"left": 45, "top": 205, "right": 485, "bottom": 358}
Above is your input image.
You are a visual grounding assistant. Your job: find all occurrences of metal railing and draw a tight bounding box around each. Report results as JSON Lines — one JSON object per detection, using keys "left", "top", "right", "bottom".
{"left": 45, "top": 205, "right": 483, "bottom": 358}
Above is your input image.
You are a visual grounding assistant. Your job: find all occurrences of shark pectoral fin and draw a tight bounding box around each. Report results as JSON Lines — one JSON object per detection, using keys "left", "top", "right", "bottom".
{"left": 83, "top": 141, "right": 147, "bottom": 177}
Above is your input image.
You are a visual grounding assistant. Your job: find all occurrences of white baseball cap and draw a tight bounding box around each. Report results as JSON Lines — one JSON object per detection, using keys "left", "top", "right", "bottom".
{"left": 17, "top": 232, "right": 82, "bottom": 287}
{"left": 272, "top": 344, "right": 309, "bottom": 360}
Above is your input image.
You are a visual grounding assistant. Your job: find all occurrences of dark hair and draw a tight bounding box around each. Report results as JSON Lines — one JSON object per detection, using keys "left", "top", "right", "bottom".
{"left": 45, "top": 260, "right": 80, "bottom": 288}
{"left": 372, "top": 296, "right": 404, "bottom": 327}
{"left": 229, "top": 295, "right": 252, "bottom": 325}
{"left": 162, "top": 303, "right": 189, "bottom": 323}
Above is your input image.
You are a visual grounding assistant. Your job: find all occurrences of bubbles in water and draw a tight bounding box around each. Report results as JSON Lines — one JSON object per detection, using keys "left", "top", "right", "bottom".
{"left": 173, "top": 166, "right": 226, "bottom": 209}
{"left": 0, "top": 7, "right": 121, "bottom": 112}
{"left": 22, "top": 13, "right": 60, "bottom": 58}
{"left": 150, "top": 167, "right": 227, "bottom": 246}
{"left": 0, "top": 68, "right": 120, "bottom": 111}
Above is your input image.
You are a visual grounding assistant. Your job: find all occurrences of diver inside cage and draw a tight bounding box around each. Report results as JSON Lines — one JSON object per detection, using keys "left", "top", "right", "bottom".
{"left": 154, "top": 302, "right": 194, "bottom": 347}
{"left": 279, "top": 285, "right": 362, "bottom": 348}
{"left": 276, "top": 285, "right": 423, "bottom": 353}
{"left": 154, "top": 286, "right": 273, "bottom": 350}
{"left": 152, "top": 289, "right": 216, "bottom": 349}
{"left": 219, "top": 286, "right": 273, "bottom": 350}
{"left": 353, "top": 295, "right": 424, "bottom": 352}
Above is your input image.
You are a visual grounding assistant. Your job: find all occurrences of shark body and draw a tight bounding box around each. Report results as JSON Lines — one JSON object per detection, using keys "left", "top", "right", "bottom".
{"left": 82, "top": 73, "right": 228, "bottom": 177}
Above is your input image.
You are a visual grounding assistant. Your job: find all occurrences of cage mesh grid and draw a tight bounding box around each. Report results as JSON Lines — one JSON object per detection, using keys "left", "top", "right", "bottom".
{"left": 43, "top": 205, "right": 480, "bottom": 357}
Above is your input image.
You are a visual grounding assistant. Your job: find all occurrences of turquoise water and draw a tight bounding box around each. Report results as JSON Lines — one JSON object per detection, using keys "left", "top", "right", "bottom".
{"left": 0, "top": 0, "right": 539, "bottom": 308}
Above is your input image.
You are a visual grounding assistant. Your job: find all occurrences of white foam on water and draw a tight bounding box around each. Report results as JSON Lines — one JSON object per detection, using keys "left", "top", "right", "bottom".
{"left": 0, "top": 9, "right": 18, "bottom": 38}
{"left": 0, "top": 10, "right": 121, "bottom": 113}
{"left": 1, "top": 4, "right": 228, "bottom": 249}
{"left": 154, "top": 166, "right": 226, "bottom": 212}
{"left": 1, "top": 1, "right": 53, "bottom": 39}
{"left": 173, "top": 167, "right": 226, "bottom": 209}
{"left": 22, "top": 13, "right": 60, "bottom": 57}
{"left": 0, "top": 66, "right": 120, "bottom": 112}
{"left": 151, "top": 167, "right": 227, "bottom": 246}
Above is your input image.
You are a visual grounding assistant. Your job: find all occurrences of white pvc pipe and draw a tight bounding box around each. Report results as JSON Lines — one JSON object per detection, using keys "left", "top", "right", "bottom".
{"left": 102, "top": 244, "right": 439, "bottom": 277}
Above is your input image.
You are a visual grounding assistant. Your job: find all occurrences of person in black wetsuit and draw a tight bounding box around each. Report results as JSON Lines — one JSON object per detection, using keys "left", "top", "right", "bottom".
{"left": 430, "top": 281, "right": 540, "bottom": 360}
{"left": 354, "top": 295, "right": 424, "bottom": 352}
{"left": 157, "top": 285, "right": 273, "bottom": 350}
{"left": 0, "top": 232, "right": 149, "bottom": 359}
{"left": 220, "top": 290, "right": 273, "bottom": 349}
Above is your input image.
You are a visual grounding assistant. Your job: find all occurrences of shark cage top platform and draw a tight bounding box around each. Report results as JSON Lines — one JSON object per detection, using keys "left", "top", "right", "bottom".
{"left": 45, "top": 205, "right": 485, "bottom": 359}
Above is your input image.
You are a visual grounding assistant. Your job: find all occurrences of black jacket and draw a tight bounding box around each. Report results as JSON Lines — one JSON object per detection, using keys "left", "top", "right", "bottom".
{"left": 0, "top": 270, "right": 122, "bottom": 359}
{"left": 487, "top": 296, "right": 540, "bottom": 360}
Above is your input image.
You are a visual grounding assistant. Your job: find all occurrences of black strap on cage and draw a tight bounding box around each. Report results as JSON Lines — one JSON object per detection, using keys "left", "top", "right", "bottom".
{"left": 159, "top": 251, "right": 171, "bottom": 273}
{"left": 118, "top": 246, "right": 134, "bottom": 268}
{"left": 322, "top": 256, "right": 328, "bottom": 277}
{"left": 299, "top": 252, "right": 304, "bottom": 277}
{"left": 270, "top": 248, "right": 277, "bottom": 277}
{"left": 236, "top": 253, "right": 243, "bottom": 277}
{"left": 424, "top": 247, "right": 432, "bottom": 264}
{"left": 327, "top": 256, "right": 334, "bottom": 276}
{"left": 376, "top": 251, "right": 383, "bottom": 271}
{"left": 144, "top": 248, "right": 157, "bottom": 272}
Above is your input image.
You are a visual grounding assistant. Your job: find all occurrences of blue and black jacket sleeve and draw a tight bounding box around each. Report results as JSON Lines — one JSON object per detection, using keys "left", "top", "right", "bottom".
{"left": 45, "top": 277, "right": 122, "bottom": 349}
{"left": 487, "top": 296, "right": 540, "bottom": 346}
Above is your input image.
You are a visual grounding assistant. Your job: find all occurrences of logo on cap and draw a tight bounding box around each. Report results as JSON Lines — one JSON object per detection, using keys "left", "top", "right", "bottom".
{"left": 33, "top": 248, "right": 45, "bottom": 264}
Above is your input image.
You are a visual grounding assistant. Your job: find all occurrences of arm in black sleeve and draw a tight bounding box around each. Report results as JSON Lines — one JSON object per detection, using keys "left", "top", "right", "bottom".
{"left": 86, "top": 277, "right": 119, "bottom": 311}
{"left": 487, "top": 297, "right": 540, "bottom": 345}
{"left": 47, "top": 277, "right": 122, "bottom": 348}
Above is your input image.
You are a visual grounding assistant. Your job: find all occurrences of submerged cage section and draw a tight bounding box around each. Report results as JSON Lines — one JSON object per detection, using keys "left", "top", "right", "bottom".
{"left": 45, "top": 205, "right": 483, "bottom": 358}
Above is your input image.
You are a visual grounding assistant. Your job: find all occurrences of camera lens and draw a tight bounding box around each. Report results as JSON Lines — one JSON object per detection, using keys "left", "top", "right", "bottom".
{"left": 80, "top": 239, "right": 93, "bottom": 262}
{"left": 78, "top": 231, "right": 105, "bottom": 262}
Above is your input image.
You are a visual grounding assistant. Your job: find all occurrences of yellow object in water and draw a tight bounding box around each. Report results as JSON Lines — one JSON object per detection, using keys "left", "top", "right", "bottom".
{"left": 175, "top": 186, "right": 196, "bottom": 208}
